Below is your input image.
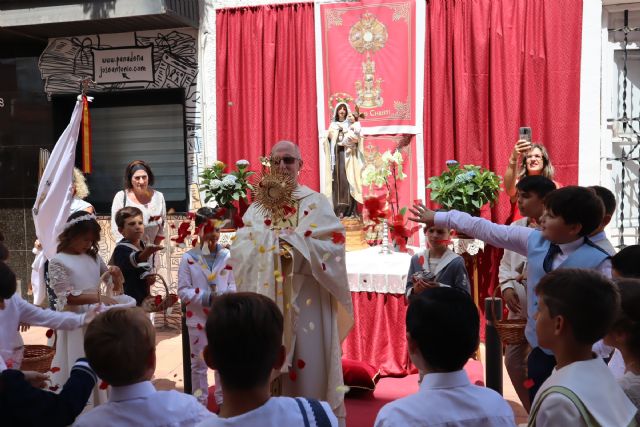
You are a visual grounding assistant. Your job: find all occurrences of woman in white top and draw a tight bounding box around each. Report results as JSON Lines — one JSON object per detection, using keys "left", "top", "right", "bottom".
{"left": 110, "top": 160, "right": 166, "bottom": 245}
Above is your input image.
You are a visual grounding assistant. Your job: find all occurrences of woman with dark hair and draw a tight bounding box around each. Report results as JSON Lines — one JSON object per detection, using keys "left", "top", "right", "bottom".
{"left": 110, "top": 160, "right": 166, "bottom": 245}
{"left": 503, "top": 141, "right": 559, "bottom": 222}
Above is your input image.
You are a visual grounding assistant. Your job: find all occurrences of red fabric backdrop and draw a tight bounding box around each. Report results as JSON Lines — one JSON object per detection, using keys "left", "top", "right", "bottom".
{"left": 423, "top": 0, "right": 583, "bottom": 314}
{"left": 216, "top": 3, "right": 320, "bottom": 190}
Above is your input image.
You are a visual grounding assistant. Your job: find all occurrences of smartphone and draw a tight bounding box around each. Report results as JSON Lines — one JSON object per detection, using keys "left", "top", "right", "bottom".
{"left": 519, "top": 126, "right": 532, "bottom": 142}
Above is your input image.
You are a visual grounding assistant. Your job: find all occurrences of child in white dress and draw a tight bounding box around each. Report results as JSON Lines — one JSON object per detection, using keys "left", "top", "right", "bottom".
{"left": 48, "top": 211, "right": 123, "bottom": 408}
{"left": 605, "top": 278, "right": 640, "bottom": 424}
{"left": 178, "top": 207, "right": 236, "bottom": 407}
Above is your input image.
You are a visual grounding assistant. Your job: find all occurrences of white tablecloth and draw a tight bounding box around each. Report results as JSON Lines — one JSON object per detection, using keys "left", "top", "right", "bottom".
{"left": 345, "top": 246, "right": 412, "bottom": 294}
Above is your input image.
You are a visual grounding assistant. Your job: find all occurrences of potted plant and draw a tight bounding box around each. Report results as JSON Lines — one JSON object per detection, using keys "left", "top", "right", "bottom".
{"left": 427, "top": 160, "right": 502, "bottom": 215}
{"left": 200, "top": 159, "right": 254, "bottom": 228}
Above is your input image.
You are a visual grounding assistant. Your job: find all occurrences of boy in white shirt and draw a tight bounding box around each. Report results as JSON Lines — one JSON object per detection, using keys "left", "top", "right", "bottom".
{"left": 73, "top": 307, "right": 211, "bottom": 427}
{"left": 196, "top": 293, "right": 337, "bottom": 427}
{"left": 374, "top": 287, "right": 515, "bottom": 427}
{"left": 528, "top": 269, "right": 637, "bottom": 426}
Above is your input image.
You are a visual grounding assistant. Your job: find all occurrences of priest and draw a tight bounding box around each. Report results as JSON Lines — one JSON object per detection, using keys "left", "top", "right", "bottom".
{"left": 230, "top": 140, "right": 354, "bottom": 424}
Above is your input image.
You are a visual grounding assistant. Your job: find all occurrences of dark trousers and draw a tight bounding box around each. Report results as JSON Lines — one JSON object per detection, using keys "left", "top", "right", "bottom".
{"left": 527, "top": 346, "right": 556, "bottom": 402}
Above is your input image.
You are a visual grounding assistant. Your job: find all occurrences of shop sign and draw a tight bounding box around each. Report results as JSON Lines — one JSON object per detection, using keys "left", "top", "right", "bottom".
{"left": 92, "top": 46, "right": 154, "bottom": 84}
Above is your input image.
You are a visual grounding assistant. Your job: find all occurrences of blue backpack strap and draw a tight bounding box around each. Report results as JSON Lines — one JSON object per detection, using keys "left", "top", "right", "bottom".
{"left": 306, "top": 398, "right": 333, "bottom": 427}
{"left": 295, "top": 398, "right": 311, "bottom": 427}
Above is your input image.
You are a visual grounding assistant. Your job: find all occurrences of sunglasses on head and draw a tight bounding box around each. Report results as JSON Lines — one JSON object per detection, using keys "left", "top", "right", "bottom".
{"left": 270, "top": 156, "right": 298, "bottom": 165}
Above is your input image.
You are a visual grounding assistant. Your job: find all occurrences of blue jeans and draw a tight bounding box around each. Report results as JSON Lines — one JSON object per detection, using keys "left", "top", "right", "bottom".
{"left": 527, "top": 346, "right": 556, "bottom": 402}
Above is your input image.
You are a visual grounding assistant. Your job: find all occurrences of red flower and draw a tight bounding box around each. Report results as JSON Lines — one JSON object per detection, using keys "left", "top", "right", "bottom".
{"left": 331, "top": 232, "right": 346, "bottom": 245}
{"left": 363, "top": 194, "right": 389, "bottom": 225}
{"left": 264, "top": 218, "right": 272, "bottom": 226}
{"left": 283, "top": 205, "right": 297, "bottom": 217}
{"left": 50, "top": 367, "right": 60, "bottom": 373}
{"left": 288, "top": 369, "right": 297, "bottom": 382}
{"left": 191, "top": 237, "right": 198, "bottom": 247}
{"left": 215, "top": 207, "right": 227, "bottom": 219}
{"left": 196, "top": 323, "right": 203, "bottom": 330}
{"left": 297, "top": 359, "right": 306, "bottom": 369}
{"left": 195, "top": 288, "right": 200, "bottom": 294}
{"left": 99, "top": 381, "right": 109, "bottom": 390}
{"left": 186, "top": 310, "right": 193, "bottom": 318}
{"left": 523, "top": 378, "right": 535, "bottom": 389}
{"left": 45, "top": 329, "right": 54, "bottom": 338}
{"left": 389, "top": 214, "right": 420, "bottom": 253}
{"left": 304, "top": 230, "right": 312, "bottom": 237}
{"left": 303, "top": 210, "right": 309, "bottom": 216}
{"left": 225, "top": 265, "right": 233, "bottom": 270}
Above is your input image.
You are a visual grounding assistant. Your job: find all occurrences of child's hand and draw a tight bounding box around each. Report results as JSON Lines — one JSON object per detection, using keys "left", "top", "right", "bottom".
{"left": 502, "top": 288, "right": 522, "bottom": 315}
{"left": 140, "top": 245, "right": 163, "bottom": 261}
{"left": 101, "top": 296, "right": 119, "bottom": 306}
{"left": 23, "top": 371, "right": 49, "bottom": 388}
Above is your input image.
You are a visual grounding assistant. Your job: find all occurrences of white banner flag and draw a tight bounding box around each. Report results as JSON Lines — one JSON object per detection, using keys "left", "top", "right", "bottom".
{"left": 31, "top": 100, "right": 83, "bottom": 305}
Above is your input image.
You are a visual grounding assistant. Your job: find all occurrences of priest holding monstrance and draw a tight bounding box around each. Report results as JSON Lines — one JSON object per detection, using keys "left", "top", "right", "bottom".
{"left": 230, "top": 141, "right": 354, "bottom": 424}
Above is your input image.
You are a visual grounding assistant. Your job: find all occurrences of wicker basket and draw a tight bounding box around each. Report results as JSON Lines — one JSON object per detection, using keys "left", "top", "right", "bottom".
{"left": 491, "top": 286, "right": 527, "bottom": 345}
{"left": 22, "top": 344, "right": 56, "bottom": 373}
{"left": 142, "top": 274, "right": 178, "bottom": 314}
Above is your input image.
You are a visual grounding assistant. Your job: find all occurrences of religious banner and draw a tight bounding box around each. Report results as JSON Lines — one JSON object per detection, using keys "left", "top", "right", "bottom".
{"left": 316, "top": 0, "right": 422, "bottom": 134}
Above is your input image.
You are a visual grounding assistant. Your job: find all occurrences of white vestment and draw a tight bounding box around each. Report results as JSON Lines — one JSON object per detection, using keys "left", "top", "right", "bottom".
{"left": 230, "top": 185, "right": 353, "bottom": 421}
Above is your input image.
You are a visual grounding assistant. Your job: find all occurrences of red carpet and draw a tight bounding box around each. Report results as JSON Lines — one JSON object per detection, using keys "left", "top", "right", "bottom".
{"left": 207, "top": 359, "right": 484, "bottom": 426}
{"left": 345, "top": 359, "right": 484, "bottom": 427}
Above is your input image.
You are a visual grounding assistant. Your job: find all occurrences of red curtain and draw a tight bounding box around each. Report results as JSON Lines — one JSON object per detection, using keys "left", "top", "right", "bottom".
{"left": 424, "top": 0, "right": 583, "bottom": 314}
{"left": 216, "top": 3, "right": 319, "bottom": 190}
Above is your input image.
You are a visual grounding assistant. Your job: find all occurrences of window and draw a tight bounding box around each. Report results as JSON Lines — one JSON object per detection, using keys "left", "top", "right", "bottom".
{"left": 52, "top": 89, "right": 188, "bottom": 214}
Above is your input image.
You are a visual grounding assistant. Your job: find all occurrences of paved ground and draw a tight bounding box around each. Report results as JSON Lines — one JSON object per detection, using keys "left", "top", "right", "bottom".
{"left": 22, "top": 325, "right": 528, "bottom": 424}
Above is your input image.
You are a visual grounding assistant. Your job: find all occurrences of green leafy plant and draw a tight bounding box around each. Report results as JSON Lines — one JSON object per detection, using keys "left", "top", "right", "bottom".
{"left": 427, "top": 161, "right": 502, "bottom": 214}
{"left": 200, "top": 159, "right": 255, "bottom": 208}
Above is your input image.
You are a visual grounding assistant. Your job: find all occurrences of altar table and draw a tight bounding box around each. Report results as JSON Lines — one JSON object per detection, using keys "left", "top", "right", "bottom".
{"left": 342, "top": 246, "right": 417, "bottom": 376}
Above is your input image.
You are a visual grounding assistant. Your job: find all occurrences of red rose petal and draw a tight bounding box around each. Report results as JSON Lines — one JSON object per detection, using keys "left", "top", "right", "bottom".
{"left": 331, "top": 232, "right": 346, "bottom": 244}
{"left": 99, "top": 381, "right": 109, "bottom": 390}
{"left": 289, "top": 369, "right": 297, "bottom": 382}
{"left": 187, "top": 258, "right": 195, "bottom": 265}
{"left": 50, "top": 367, "right": 60, "bottom": 373}
{"left": 304, "top": 230, "right": 312, "bottom": 237}
{"left": 45, "top": 329, "right": 54, "bottom": 338}
{"left": 322, "top": 263, "right": 326, "bottom": 271}
{"left": 191, "top": 238, "right": 198, "bottom": 247}
{"left": 156, "top": 236, "right": 165, "bottom": 242}
{"left": 196, "top": 323, "right": 203, "bottom": 330}
{"left": 170, "top": 223, "right": 176, "bottom": 229}
{"left": 297, "top": 359, "right": 306, "bottom": 369}
{"left": 523, "top": 378, "right": 535, "bottom": 389}
{"left": 190, "top": 353, "right": 195, "bottom": 359}
{"left": 49, "top": 385, "right": 59, "bottom": 392}
{"left": 193, "top": 337, "right": 199, "bottom": 345}
{"left": 264, "top": 219, "right": 272, "bottom": 226}
{"left": 418, "top": 256, "right": 425, "bottom": 265}
{"left": 225, "top": 265, "right": 233, "bottom": 270}
{"left": 186, "top": 310, "right": 193, "bottom": 318}
{"left": 195, "top": 288, "right": 200, "bottom": 294}
{"left": 202, "top": 308, "right": 210, "bottom": 315}
{"left": 303, "top": 210, "right": 309, "bottom": 216}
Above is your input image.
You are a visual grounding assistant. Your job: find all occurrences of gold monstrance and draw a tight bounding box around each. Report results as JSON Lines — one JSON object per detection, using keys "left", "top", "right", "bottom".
{"left": 349, "top": 12, "right": 388, "bottom": 108}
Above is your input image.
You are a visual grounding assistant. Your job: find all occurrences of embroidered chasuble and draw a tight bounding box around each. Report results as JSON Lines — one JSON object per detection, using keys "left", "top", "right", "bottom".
{"left": 230, "top": 185, "right": 354, "bottom": 422}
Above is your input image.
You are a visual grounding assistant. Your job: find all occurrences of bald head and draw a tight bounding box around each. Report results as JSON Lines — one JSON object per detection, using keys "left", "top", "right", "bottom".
{"left": 270, "top": 140, "right": 302, "bottom": 182}
{"left": 271, "top": 140, "right": 300, "bottom": 158}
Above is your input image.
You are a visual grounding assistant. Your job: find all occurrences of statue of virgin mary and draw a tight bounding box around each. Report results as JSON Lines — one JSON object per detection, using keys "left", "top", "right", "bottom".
{"left": 322, "top": 102, "right": 365, "bottom": 217}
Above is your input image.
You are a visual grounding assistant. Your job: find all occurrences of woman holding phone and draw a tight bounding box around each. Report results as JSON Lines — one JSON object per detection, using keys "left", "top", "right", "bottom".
{"left": 503, "top": 128, "right": 558, "bottom": 222}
